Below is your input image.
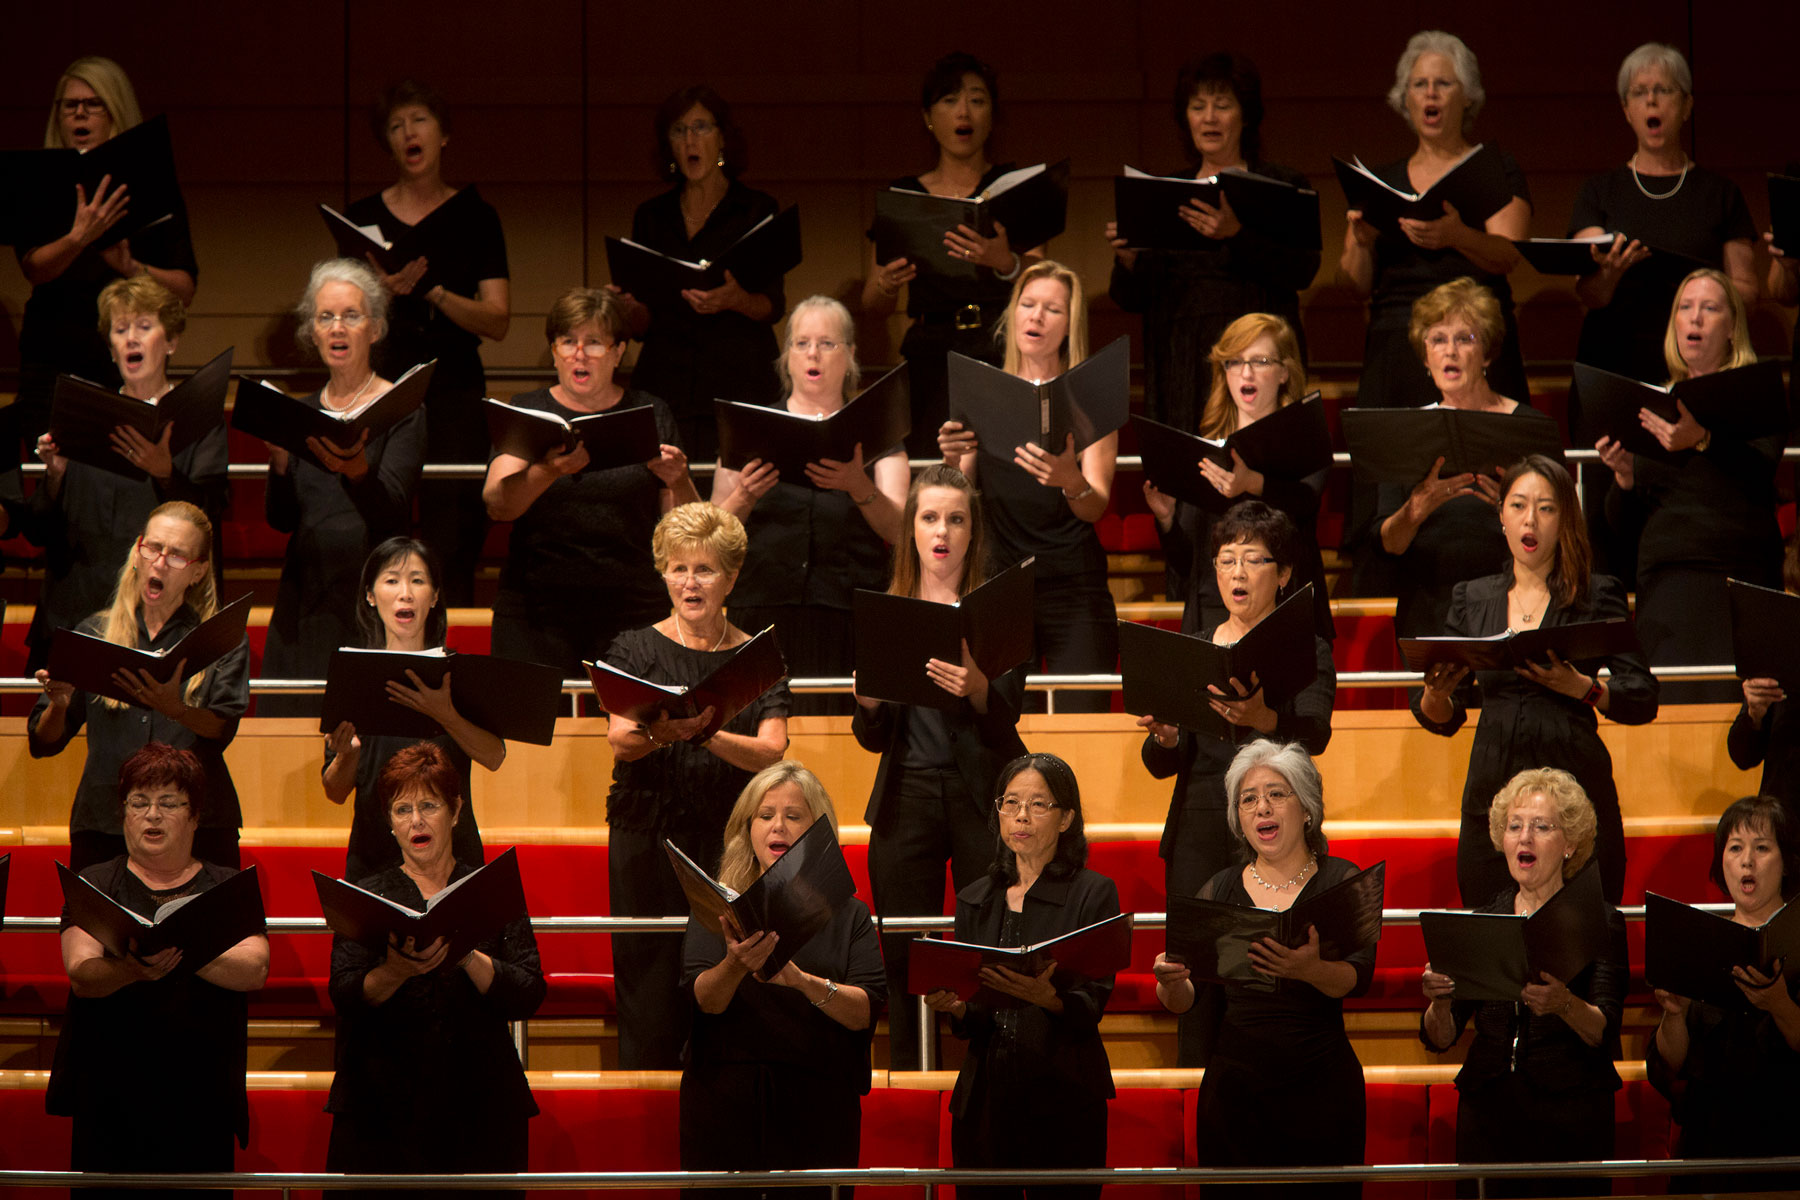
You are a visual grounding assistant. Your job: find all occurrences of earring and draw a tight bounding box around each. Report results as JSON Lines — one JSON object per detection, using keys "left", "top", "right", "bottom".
{"left": 716, "top": 155, "right": 726, "bottom": 168}
{"left": 1563, "top": 851, "right": 1571, "bottom": 859}
{"left": 667, "top": 159, "right": 678, "bottom": 176}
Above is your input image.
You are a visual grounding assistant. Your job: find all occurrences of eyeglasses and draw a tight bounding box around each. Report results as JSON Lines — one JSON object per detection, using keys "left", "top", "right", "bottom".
{"left": 553, "top": 336, "right": 615, "bottom": 358}
{"left": 61, "top": 97, "right": 109, "bottom": 116}
{"left": 1627, "top": 84, "right": 1682, "bottom": 102}
{"left": 137, "top": 537, "right": 201, "bottom": 571}
{"left": 663, "top": 565, "right": 723, "bottom": 586}
{"left": 1213, "top": 553, "right": 1276, "bottom": 571}
{"left": 670, "top": 119, "right": 717, "bottom": 139}
{"left": 126, "top": 797, "right": 189, "bottom": 815}
{"left": 313, "top": 310, "right": 368, "bottom": 330}
{"left": 791, "top": 338, "right": 843, "bottom": 355}
{"left": 1426, "top": 331, "right": 1480, "bottom": 350}
{"left": 392, "top": 800, "right": 447, "bottom": 820}
{"left": 1237, "top": 787, "right": 1296, "bottom": 808}
{"left": 995, "top": 795, "right": 1060, "bottom": 818}
{"left": 1505, "top": 820, "right": 1561, "bottom": 837}
{"left": 1222, "top": 356, "right": 1280, "bottom": 373}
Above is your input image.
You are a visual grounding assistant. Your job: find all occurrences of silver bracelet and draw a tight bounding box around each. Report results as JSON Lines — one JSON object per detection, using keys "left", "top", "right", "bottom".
{"left": 1063, "top": 483, "right": 1095, "bottom": 503}
{"left": 811, "top": 978, "right": 840, "bottom": 1007}
{"left": 995, "top": 252, "right": 1023, "bottom": 281}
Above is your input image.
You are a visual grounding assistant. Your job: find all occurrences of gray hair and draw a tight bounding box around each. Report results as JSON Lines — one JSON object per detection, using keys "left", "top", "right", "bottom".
{"left": 293, "top": 258, "right": 389, "bottom": 355}
{"left": 776, "top": 294, "right": 860, "bottom": 401}
{"left": 1223, "top": 739, "right": 1329, "bottom": 859}
{"left": 1386, "top": 30, "right": 1485, "bottom": 136}
{"left": 1616, "top": 42, "right": 1691, "bottom": 103}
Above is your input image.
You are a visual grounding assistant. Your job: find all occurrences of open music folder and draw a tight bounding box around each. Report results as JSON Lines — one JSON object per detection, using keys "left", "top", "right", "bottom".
{"left": 1418, "top": 863, "right": 1608, "bottom": 1002}
{"left": 1644, "top": 891, "right": 1800, "bottom": 1010}
{"left": 852, "top": 558, "right": 1036, "bottom": 710}
{"left": 49, "top": 347, "right": 233, "bottom": 481}
{"left": 1166, "top": 862, "right": 1386, "bottom": 991}
{"left": 908, "top": 912, "right": 1134, "bottom": 1009}
{"left": 665, "top": 817, "right": 857, "bottom": 979}
{"left": 1728, "top": 579, "right": 1800, "bottom": 687}
{"left": 60, "top": 862, "right": 265, "bottom": 971}
{"left": 873, "top": 160, "right": 1071, "bottom": 276}
{"left": 586, "top": 627, "right": 787, "bottom": 739}
{"left": 1112, "top": 165, "right": 1322, "bottom": 251}
{"left": 1399, "top": 618, "right": 1641, "bottom": 673}
{"left": 605, "top": 205, "right": 802, "bottom": 311}
{"left": 483, "top": 396, "right": 662, "bottom": 471}
{"left": 1332, "top": 144, "right": 1509, "bottom": 235}
{"left": 46, "top": 594, "right": 251, "bottom": 707}
{"left": 714, "top": 362, "right": 911, "bottom": 481}
{"left": 314, "top": 847, "right": 527, "bottom": 967}
{"left": 1340, "top": 404, "right": 1565, "bottom": 484}
{"left": 1571, "top": 360, "right": 1789, "bottom": 464}
{"left": 0, "top": 114, "right": 182, "bottom": 250}
{"left": 317, "top": 187, "right": 493, "bottom": 293}
{"left": 319, "top": 647, "right": 564, "bottom": 745}
{"left": 231, "top": 360, "right": 435, "bottom": 467}
{"left": 949, "top": 336, "right": 1130, "bottom": 457}
{"left": 1131, "top": 391, "right": 1331, "bottom": 513}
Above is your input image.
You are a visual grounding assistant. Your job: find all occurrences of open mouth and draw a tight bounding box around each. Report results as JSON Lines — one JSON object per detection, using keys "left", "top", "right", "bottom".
{"left": 1646, "top": 116, "right": 1663, "bottom": 131}
{"left": 570, "top": 365, "right": 592, "bottom": 385}
{"left": 766, "top": 840, "right": 790, "bottom": 858}
{"left": 685, "top": 152, "right": 703, "bottom": 168}
{"left": 393, "top": 606, "right": 416, "bottom": 624}
{"left": 144, "top": 575, "right": 166, "bottom": 601}
{"left": 1516, "top": 851, "right": 1538, "bottom": 869}
{"left": 805, "top": 367, "right": 822, "bottom": 379}
{"left": 328, "top": 339, "right": 350, "bottom": 355}
{"left": 410, "top": 831, "right": 432, "bottom": 848}
{"left": 73, "top": 124, "right": 92, "bottom": 141}
{"left": 125, "top": 350, "right": 145, "bottom": 368}
{"left": 1254, "top": 820, "right": 1279, "bottom": 840}
{"left": 1229, "top": 585, "right": 1250, "bottom": 602}
{"left": 1423, "top": 104, "right": 1442, "bottom": 123}
{"left": 1238, "top": 383, "right": 1258, "bottom": 403}
{"left": 1520, "top": 534, "right": 1539, "bottom": 552}
{"left": 1739, "top": 873, "right": 1759, "bottom": 895}
{"left": 141, "top": 827, "right": 165, "bottom": 841}
{"left": 932, "top": 542, "right": 950, "bottom": 559}
{"left": 404, "top": 142, "right": 424, "bottom": 163}
{"left": 953, "top": 124, "right": 973, "bottom": 138}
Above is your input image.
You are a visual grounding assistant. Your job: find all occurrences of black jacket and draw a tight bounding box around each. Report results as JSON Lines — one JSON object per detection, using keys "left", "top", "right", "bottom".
{"left": 852, "top": 667, "right": 1027, "bottom": 827}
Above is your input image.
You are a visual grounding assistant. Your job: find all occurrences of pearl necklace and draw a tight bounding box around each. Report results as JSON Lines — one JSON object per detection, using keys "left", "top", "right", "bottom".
{"left": 324, "top": 371, "right": 377, "bottom": 412}
{"left": 1630, "top": 154, "right": 1689, "bottom": 201}
{"left": 1250, "top": 852, "right": 1316, "bottom": 892}
{"left": 674, "top": 619, "right": 726, "bottom": 653}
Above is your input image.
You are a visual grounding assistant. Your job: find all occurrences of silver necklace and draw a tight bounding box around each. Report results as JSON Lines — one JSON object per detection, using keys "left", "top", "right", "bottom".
{"left": 1630, "top": 154, "right": 1689, "bottom": 201}
{"left": 1250, "top": 852, "right": 1316, "bottom": 892}
{"left": 675, "top": 619, "right": 725, "bottom": 653}
{"left": 325, "top": 371, "right": 377, "bottom": 411}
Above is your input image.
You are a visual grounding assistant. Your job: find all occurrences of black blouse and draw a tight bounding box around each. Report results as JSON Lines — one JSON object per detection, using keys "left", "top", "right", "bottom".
{"left": 1608, "top": 429, "right": 1783, "bottom": 580}
{"left": 1366, "top": 146, "right": 1531, "bottom": 320}
{"left": 982, "top": 451, "right": 1105, "bottom": 581}
{"left": 883, "top": 164, "right": 1022, "bottom": 319}
{"left": 1728, "top": 701, "right": 1800, "bottom": 816}
{"left": 731, "top": 472, "right": 895, "bottom": 611}
{"left": 1645, "top": 978, "right": 1800, "bottom": 1160}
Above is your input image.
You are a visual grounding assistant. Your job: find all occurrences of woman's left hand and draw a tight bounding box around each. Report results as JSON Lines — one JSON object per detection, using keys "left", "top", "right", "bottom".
{"left": 646, "top": 706, "right": 716, "bottom": 745}
{"left": 721, "top": 920, "right": 779, "bottom": 977}
{"left": 926, "top": 638, "right": 988, "bottom": 700}
{"left": 805, "top": 443, "right": 872, "bottom": 494}
{"left": 1177, "top": 191, "right": 1242, "bottom": 240}
{"left": 110, "top": 422, "right": 175, "bottom": 480}
{"left": 646, "top": 443, "right": 690, "bottom": 488}
{"left": 1014, "top": 433, "right": 1085, "bottom": 492}
{"left": 1198, "top": 448, "right": 1262, "bottom": 500}
{"left": 1734, "top": 961, "right": 1797, "bottom": 1013}
{"left": 307, "top": 429, "right": 373, "bottom": 479}
{"left": 978, "top": 961, "right": 1061, "bottom": 1009}
{"left": 1514, "top": 651, "right": 1591, "bottom": 701}
{"left": 1397, "top": 200, "right": 1467, "bottom": 250}
{"left": 114, "top": 660, "right": 188, "bottom": 718}
{"left": 387, "top": 669, "right": 457, "bottom": 724}
{"left": 1208, "top": 673, "right": 1274, "bottom": 731}
{"left": 943, "top": 219, "right": 1016, "bottom": 272}
{"left": 1521, "top": 970, "right": 1578, "bottom": 1018}
{"left": 681, "top": 269, "right": 751, "bottom": 316}
{"left": 1247, "top": 925, "right": 1324, "bottom": 981}
{"left": 1639, "top": 399, "right": 1707, "bottom": 453}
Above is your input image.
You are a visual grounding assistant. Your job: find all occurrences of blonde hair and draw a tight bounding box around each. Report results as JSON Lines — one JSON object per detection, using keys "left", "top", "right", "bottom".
{"left": 1408, "top": 277, "right": 1504, "bottom": 364}
{"left": 44, "top": 57, "right": 142, "bottom": 149}
{"left": 1663, "top": 269, "right": 1757, "bottom": 382}
{"left": 776, "top": 296, "right": 860, "bottom": 401}
{"left": 715, "top": 760, "right": 840, "bottom": 893}
{"left": 99, "top": 502, "right": 217, "bottom": 710}
{"left": 999, "top": 260, "right": 1088, "bottom": 377}
{"left": 651, "top": 502, "right": 747, "bottom": 576}
{"left": 1198, "top": 313, "right": 1308, "bottom": 440}
{"left": 97, "top": 274, "right": 187, "bottom": 339}
{"left": 1486, "top": 767, "right": 1597, "bottom": 881}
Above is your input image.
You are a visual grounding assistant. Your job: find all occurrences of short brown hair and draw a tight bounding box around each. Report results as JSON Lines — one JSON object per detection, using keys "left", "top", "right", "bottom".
{"left": 1487, "top": 767, "right": 1597, "bottom": 880}
{"left": 1409, "top": 277, "right": 1504, "bottom": 364}
{"left": 544, "top": 287, "right": 632, "bottom": 345}
{"left": 97, "top": 274, "right": 187, "bottom": 338}
{"left": 652, "top": 502, "right": 747, "bottom": 577}
{"left": 369, "top": 78, "right": 450, "bottom": 148}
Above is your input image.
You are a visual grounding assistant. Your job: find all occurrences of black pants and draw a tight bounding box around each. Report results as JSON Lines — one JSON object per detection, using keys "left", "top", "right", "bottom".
{"left": 728, "top": 603, "right": 855, "bottom": 716}
{"left": 328, "top": 1103, "right": 529, "bottom": 1199}
{"left": 867, "top": 766, "right": 994, "bottom": 1068}
{"left": 1163, "top": 823, "right": 1235, "bottom": 1068}
{"left": 609, "top": 823, "right": 697, "bottom": 1070}
{"left": 1028, "top": 576, "right": 1118, "bottom": 714}
{"left": 70, "top": 828, "right": 240, "bottom": 873}
{"left": 1453, "top": 1078, "right": 1613, "bottom": 1198}
{"left": 72, "top": 1107, "right": 233, "bottom": 1200}
{"left": 680, "top": 1061, "right": 862, "bottom": 1200}
{"left": 1637, "top": 565, "right": 1771, "bottom": 705}
{"left": 419, "top": 475, "right": 490, "bottom": 608}
{"left": 898, "top": 316, "right": 1001, "bottom": 458}
{"left": 952, "top": 1088, "right": 1107, "bottom": 1200}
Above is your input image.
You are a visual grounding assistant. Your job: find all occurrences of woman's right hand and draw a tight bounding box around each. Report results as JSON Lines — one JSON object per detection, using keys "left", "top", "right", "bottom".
{"left": 68, "top": 175, "right": 130, "bottom": 248}
{"left": 1420, "top": 962, "right": 1455, "bottom": 1002}
{"left": 871, "top": 255, "right": 916, "bottom": 299}
{"left": 543, "top": 441, "right": 591, "bottom": 477}
{"left": 325, "top": 720, "right": 362, "bottom": 761}
{"left": 372, "top": 254, "right": 429, "bottom": 296}
{"left": 125, "top": 942, "right": 183, "bottom": 982}
{"left": 922, "top": 988, "right": 966, "bottom": 1017}
{"left": 1103, "top": 220, "right": 1137, "bottom": 270}
{"left": 35, "top": 433, "right": 67, "bottom": 487}
{"left": 645, "top": 707, "right": 716, "bottom": 745}
{"left": 1420, "top": 662, "right": 1470, "bottom": 703}
{"left": 34, "top": 669, "right": 74, "bottom": 711}
{"left": 1594, "top": 436, "right": 1634, "bottom": 490}
{"left": 1589, "top": 234, "right": 1649, "bottom": 278}
{"left": 1151, "top": 952, "right": 1191, "bottom": 986}
{"left": 1141, "top": 480, "right": 1176, "bottom": 527}
{"left": 383, "top": 934, "right": 450, "bottom": 979}
{"left": 1406, "top": 456, "right": 1483, "bottom": 524}
{"left": 1744, "top": 677, "right": 1787, "bottom": 724}
{"left": 1653, "top": 987, "right": 1691, "bottom": 1019}
{"left": 1136, "top": 712, "right": 1179, "bottom": 749}
{"left": 732, "top": 459, "right": 780, "bottom": 505}
{"left": 937, "top": 419, "right": 978, "bottom": 467}
{"left": 1344, "top": 209, "right": 1379, "bottom": 249}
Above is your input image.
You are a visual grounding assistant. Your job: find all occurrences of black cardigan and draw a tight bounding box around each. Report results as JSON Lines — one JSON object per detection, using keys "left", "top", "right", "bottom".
{"left": 851, "top": 667, "right": 1027, "bottom": 827}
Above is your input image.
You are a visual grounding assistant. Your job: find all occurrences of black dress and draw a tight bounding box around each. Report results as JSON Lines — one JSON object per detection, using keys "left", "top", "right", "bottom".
{"left": 1421, "top": 883, "right": 1627, "bottom": 1199}
{"left": 629, "top": 180, "right": 786, "bottom": 462}
{"left": 1409, "top": 574, "right": 1658, "bottom": 905}
{"left": 1192, "top": 857, "right": 1373, "bottom": 1199}
{"left": 1644, "top": 981, "right": 1800, "bottom": 1193}
{"left": 326, "top": 862, "right": 544, "bottom": 1196}
{"left": 880, "top": 164, "right": 1018, "bottom": 457}
{"left": 1159, "top": 478, "right": 1335, "bottom": 647}
{"left": 489, "top": 386, "right": 680, "bottom": 676}
{"left": 1606, "top": 425, "right": 1782, "bottom": 704}
{"left": 326, "top": 728, "right": 486, "bottom": 883}
{"left": 601, "top": 625, "right": 793, "bottom": 1069}
{"left": 1108, "top": 160, "right": 1321, "bottom": 432}
{"left": 852, "top": 668, "right": 1026, "bottom": 1067}
{"left": 947, "top": 867, "right": 1119, "bottom": 1200}
{"left": 728, "top": 464, "right": 897, "bottom": 716}
{"left": 678, "top": 898, "right": 887, "bottom": 1200}
{"left": 259, "top": 398, "right": 426, "bottom": 717}
{"left": 17, "top": 424, "right": 228, "bottom": 671}
{"left": 28, "top": 606, "right": 250, "bottom": 871}
{"left": 47, "top": 857, "right": 260, "bottom": 1198}
{"left": 345, "top": 185, "right": 509, "bottom": 606}
{"left": 1727, "top": 699, "right": 1800, "bottom": 822}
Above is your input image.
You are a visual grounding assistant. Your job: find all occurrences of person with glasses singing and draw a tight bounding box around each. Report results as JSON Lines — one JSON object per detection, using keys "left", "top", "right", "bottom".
{"left": 1413, "top": 457, "right": 1657, "bottom": 905}
{"left": 713, "top": 296, "right": 909, "bottom": 715}
{"left": 1139, "top": 501, "right": 1335, "bottom": 1063}
{"left": 1420, "top": 768, "right": 1628, "bottom": 1199}
{"left": 48, "top": 743, "right": 269, "bottom": 1192}
{"left": 483, "top": 286, "right": 696, "bottom": 679}
{"left": 922, "top": 752, "right": 1120, "bottom": 1200}
{"left": 326, "top": 741, "right": 544, "bottom": 1193}
{"left": 259, "top": 259, "right": 425, "bottom": 718}
{"left": 29, "top": 502, "right": 250, "bottom": 871}
{"left": 12, "top": 57, "right": 198, "bottom": 457}
{"left": 621, "top": 86, "right": 787, "bottom": 463}
{"left": 601, "top": 502, "right": 790, "bottom": 1068}
{"left": 1152, "top": 741, "right": 1373, "bottom": 1198}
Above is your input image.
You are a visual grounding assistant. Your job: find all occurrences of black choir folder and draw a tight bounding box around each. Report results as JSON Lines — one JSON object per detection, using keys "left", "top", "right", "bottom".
{"left": 318, "top": 188, "right": 494, "bottom": 292}
{"left": 604, "top": 204, "right": 802, "bottom": 311}
{"left": 59, "top": 862, "right": 265, "bottom": 971}
{"left": 1644, "top": 892, "right": 1800, "bottom": 1010}
{"left": 46, "top": 594, "right": 252, "bottom": 707}
{"left": 231, "top": 360, "right": 435, "bottom": 467}
{"left": 1771, "top": 173, "right": 1800, "bottom": 257}
{"left": 1571, "top": 361, "right": 1789, "bottom": 464}
{"left": 48, "top": 348, "right": 234, "bottom": 482}
{"left": 908, "top": 912, "right": 1134, "bottom": 1009}
{"left": 1399, "top": 619, "right": 1640, "bottom": 673}
{"left": 1512, "top": 235, "right": 1617, "bottom": 276}
{"left": 1729, "top": 579, "right": 1800, "bottom": 686}
{"left": 1340, "top": 405, "right": 1564, "bottom": 485}
{"left": 715, "top": 363, "right": 912, "bottom": 481}
{"left": 1166, "top": 861, "right": 1386, "bottom": 991}
{"left": 1112, "top": 165, "right": 1322, "bottom": 252}
{"left": 949, "top": 336, "right": 1130, "bottom": 457}
{"left": 314, "top": 848, "right": 527, "bottom": 968}
{"left": 483, "top": 397, "right": 661, "bottom": 471}
{"left": 665, "top": 816, "right": 856, "bottom": 979}
{"left": 586, "top": 627, "right": 787, "bottom": 739}
{"left": 0, "top": 114, "right": 181, "bottom": 249}
{"left": 1332, "top": 144, "right": 1510, "bottom": 235}
{"left": 1119, "top": 586, "right": 1319, "bottom": 740}
{"left": 1131, "top": 392, "right": 1332, "bottom": 513}
{"left": 1418, "top": 863, "right": 1608, "bottom": 1003}
{"left": 318, "top": 648, "right": 564, "bottom": 746}
{"left": 873, "top": 160, "right": 1071, "bottom": 276}
{"left": 852, "top": 557, "right": 1037, "bottom": 710}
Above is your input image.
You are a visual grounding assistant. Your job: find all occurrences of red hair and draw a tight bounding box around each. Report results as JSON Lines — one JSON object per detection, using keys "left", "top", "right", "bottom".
{"left": 375, "top": 741, "right": 462, "bottom": 814}
{"left": 117, "top": 743, "right": 206, "bottom": 821}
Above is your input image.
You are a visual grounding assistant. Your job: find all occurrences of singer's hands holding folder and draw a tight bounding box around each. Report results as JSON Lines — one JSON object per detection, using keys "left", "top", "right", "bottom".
{"left": 1514, "top": 652, "right": 1596, "bottom": 704}
{"left": 67, "top": 174, "right": 130, "bottom": 249}
{"left": 112, "top": 659, "right": 187, "bottom": 718}
{"left": 681, "top": 270, "right": 755, "bottom": 317}
{"left": 371, "top": 254, "right": 428, "bottom": 297}
{"left": 1207, "top": 674, "right": 1275, "bottom": 734}
{"left": 926, "top": 639, "right": 989, "bottom": 709}
{"left": 1177, "top": 192, "right": 1241, "bottom": 240}
{"left": 1014, "top": 434, "right": 1083, "bottom": 492}
{"left": 1594, "top": 436, "right": 1634, "bottom": 490}
{"left": 35, "top": 434, "right": 68, "bottom": 492}
{"left": 386, "top": 669, "right": 456, "bottom": 724}
{"left": 1103, "top": 221, "right": 1137, "bottom": 270}
{"left": 645, "top": 444, "right": 692, "bottom": 490}
{"left": 110, "top": 422, "right": 174, "bottom": 480}
{"left": 1638, "top": 399, "right": 1707, "bottom": 453}
{"left": 1397, "top": 200, "right": 1466, "bottom": 251}
{"left": 1743, "top": 678, "right": 1786, "bottom": 725}
{"left": 975, "top": 960, "right": 1062, "bottom": 1011}
{"left": 937, "top": 420, "right": 978, "bottom": 472}
{"left": 943, "top": 219, "right": 1014, "bottom": 271}
{"left": 1198, "top": 448, "right": 1263, "bottom": 500}
{"left": 305, "top": 429, "right": 373, "bottom": 480}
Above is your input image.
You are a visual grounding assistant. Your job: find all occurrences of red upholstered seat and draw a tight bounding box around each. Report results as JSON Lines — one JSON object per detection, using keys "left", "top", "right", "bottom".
{"left": 0, "top": 1085, "right": 71, "bottom": 1171}
{"left": 1330, "top": 611, "right": 1407, "bottom": 710}
{"left": 1103, "top": 1087, "right": 1186, "bottom": 1200}
{"left": 238, "top": 1087, "right": 332, "bottom": 1176}
{"left": 0, "top": 845, "right": 76, "bottom": 1014}
{"left": 1364, "top": 1082, "right": 1431, "bottom": 1199}
{"left": 1087, "top": 842, "right": 1168, "bottom": 1012}
{"left": 531, "top": 1086, "right": 681, "bottom": 1199}
{"left": 509, "top": 844, "right": 616, "bottom": 1016}
{"left": 860, "top": 1086, "right": 945, "bottom": 1200}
